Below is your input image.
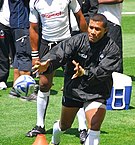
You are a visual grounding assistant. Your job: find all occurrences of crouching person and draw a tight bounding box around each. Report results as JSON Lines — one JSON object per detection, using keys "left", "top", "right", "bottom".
{"left": 33, "top": 14, "right": 121, "bottom": 145}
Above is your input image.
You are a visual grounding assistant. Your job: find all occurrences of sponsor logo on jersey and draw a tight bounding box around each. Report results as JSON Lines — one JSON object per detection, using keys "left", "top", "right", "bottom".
{"left": 78, "top": 52, "right": 87, "bottom": 59}
{"left": 99, "top": 53, "right": 104, "bottom": 61}
{"left": 41, "top": 12, "right": 62, "bottom": 18}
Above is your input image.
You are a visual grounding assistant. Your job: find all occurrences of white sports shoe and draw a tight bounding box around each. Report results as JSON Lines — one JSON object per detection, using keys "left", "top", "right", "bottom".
{"left": 0, "top": 82, "right": 7, "bottom": 90}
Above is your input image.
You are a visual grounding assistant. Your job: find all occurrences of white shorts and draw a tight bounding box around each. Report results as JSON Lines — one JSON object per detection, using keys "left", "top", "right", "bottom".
{"left": 84, "top": 101, "right": 106, "bottom": 112}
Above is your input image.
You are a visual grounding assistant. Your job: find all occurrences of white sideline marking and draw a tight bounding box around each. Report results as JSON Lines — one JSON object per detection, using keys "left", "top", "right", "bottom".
{"left": 122, "top": 12, "right": 135, "bottom": 15}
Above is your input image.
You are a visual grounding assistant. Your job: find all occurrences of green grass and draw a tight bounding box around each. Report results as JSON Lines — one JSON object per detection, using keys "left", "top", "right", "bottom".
{"left": 122, "top": 15, "right": 135, "bottom": 58}
{"left": 1, "top": 10, "right": 135, "bottom": 145}
{"left": 123, "top": 0, "right": 135, "bottom": 12}
{"left": 1, "top": 63, "right": 135, "bottom": 145}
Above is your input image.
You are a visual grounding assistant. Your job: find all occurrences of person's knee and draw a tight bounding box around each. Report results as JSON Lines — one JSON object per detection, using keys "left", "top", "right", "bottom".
{"left": 84, "top": 101, "right": 106, "bottom": 130}
{"left": 40, "top": 82, "right": 52, "bottom": 91}
{"left": 39, "top": 75, "right": 53, "bottom": 91}
{"left": 87, "top": 113, "right": 105, "bottom": 131}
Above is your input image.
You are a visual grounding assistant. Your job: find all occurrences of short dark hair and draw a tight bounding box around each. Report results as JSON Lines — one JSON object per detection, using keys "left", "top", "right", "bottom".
{"left": 90, "top": 13, "right": 108, "bottom": 28}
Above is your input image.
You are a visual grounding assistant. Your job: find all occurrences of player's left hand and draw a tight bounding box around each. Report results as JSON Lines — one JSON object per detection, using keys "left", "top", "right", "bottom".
{"left": 72, "top": 60, "right": 85, "bottom": 79}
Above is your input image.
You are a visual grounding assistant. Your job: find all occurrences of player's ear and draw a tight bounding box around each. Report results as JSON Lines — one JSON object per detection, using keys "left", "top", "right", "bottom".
{"left": 104, "top": 27, "right": 108, "bottom": 34}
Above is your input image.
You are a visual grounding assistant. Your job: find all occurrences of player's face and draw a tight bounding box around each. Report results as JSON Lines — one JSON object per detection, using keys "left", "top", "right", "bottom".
{"left": 88, "top": 20, "right": 108, "bottom": 43}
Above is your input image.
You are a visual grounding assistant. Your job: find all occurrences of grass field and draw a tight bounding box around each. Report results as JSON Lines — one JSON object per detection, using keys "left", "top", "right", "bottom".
{"left": 0, "top": 2, "right": 135, "bottom": 145}
{"left": 123, "top": 0, "right": 135, "bottom": 12}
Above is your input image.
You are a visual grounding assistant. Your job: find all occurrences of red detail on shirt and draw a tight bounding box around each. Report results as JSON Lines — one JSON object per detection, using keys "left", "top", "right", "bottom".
{"left": 0, "top": 36, "right": 5, "bottom": 38}
{"left": 41, "top": 12, "right": 62, "bottom": 18}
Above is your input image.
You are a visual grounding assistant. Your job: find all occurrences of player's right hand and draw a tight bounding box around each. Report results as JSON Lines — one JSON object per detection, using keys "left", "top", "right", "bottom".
{"left": 32, "top": 59, "right": 50, "bottom": 74}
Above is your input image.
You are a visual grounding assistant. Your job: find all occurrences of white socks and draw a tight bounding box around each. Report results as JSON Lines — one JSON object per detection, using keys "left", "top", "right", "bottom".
{"left": 36, "top": 90, "right": 50, "bottom": 128}
{"left": 77, "top": 107, "right": 87, "bottom": 131}
{"left": 84, "top": 129, "right": 100, "bottom": 145}
{"left": 51, "top": 121, "right": 64, "bottom": 144}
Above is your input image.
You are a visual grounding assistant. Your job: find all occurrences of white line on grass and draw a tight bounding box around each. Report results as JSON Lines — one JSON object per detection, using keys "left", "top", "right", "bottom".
{"left": 122, "top": 12, "right": 135, "bottom": 15}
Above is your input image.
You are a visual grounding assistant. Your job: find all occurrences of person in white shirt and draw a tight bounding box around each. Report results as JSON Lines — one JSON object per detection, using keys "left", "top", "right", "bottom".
{"left": 0, "top": 0, "right": 15, "bottom": 90}
{"left": 98, "top": 0, "right": 124, "bottom": 73}
{"left": 26, "top": 0, "right": 87, "bottom": 137}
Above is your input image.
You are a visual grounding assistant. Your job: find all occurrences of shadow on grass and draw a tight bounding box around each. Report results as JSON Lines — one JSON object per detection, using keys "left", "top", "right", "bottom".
{"left": 64, "top": 128, "right": 79, "bottom": 137}
{"left": 50, "top": 89, "right": 58, "bottom": 95}
{"left": 46, "top": 128, "right": 79, "bottom": 137}
{"left": 130, "top": 75, "right": 135, "bottom": 81}
{"left": 101, "top": 130, "right": 108, "bottom": 134}
{"left": 129, "top": 106, "right": 135, "bottom": 109}
{"left": 46, "top": 128, "right": 53, "bottom": 134}
{"left": 46, "top": 128, "right": 108, "bottom": 138}
{"left": 7, "top": 81, "right": 13, "bottom": 88}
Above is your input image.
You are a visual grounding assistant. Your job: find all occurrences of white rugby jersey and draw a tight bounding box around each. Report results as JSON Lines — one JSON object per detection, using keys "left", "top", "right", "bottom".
{"left": 0, "top": 0, "right": 10, "bottom": 27}
{"left": 29, "top": 0, "right": 81, "bottom": 41}
{"left": 98, "top": 3, "right": 123, "bottom": 26}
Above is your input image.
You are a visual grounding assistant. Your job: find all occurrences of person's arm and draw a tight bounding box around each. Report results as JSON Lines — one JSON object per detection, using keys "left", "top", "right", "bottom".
{"left": 33, "top": 34, "right": 85, "bottom": 74}
{"left": 74, "top": 9, "right": 88, "bottom": 32}
{"left": 29, "top": 22, "right": 39, "bottom": 51}
{"left": 98, "top": 0, "right": 123, "bottom": 4}
{"left": 29, "top": 22, "right": 40, "bottom": 65}
{"left": 70, "top": 0, "right": 88, "bottom": 32}
{"left": 29, "top": 0, "right": 40, "bottom": 65}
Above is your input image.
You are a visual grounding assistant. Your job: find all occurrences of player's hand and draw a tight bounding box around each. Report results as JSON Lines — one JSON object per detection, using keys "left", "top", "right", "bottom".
{"left": 71, "top": 60, "right": 85, "bottom": 79}
{"left": 32, "top": 59, "right": 50, "bottom": 74}
{"left": 32, "top": 57, "right": 40, "bottom": 66}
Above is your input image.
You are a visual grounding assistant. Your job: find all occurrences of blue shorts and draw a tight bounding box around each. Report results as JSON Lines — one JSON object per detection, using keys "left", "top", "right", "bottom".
{"left": 13, "top": 28, "right": 32, "bottom": 71}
